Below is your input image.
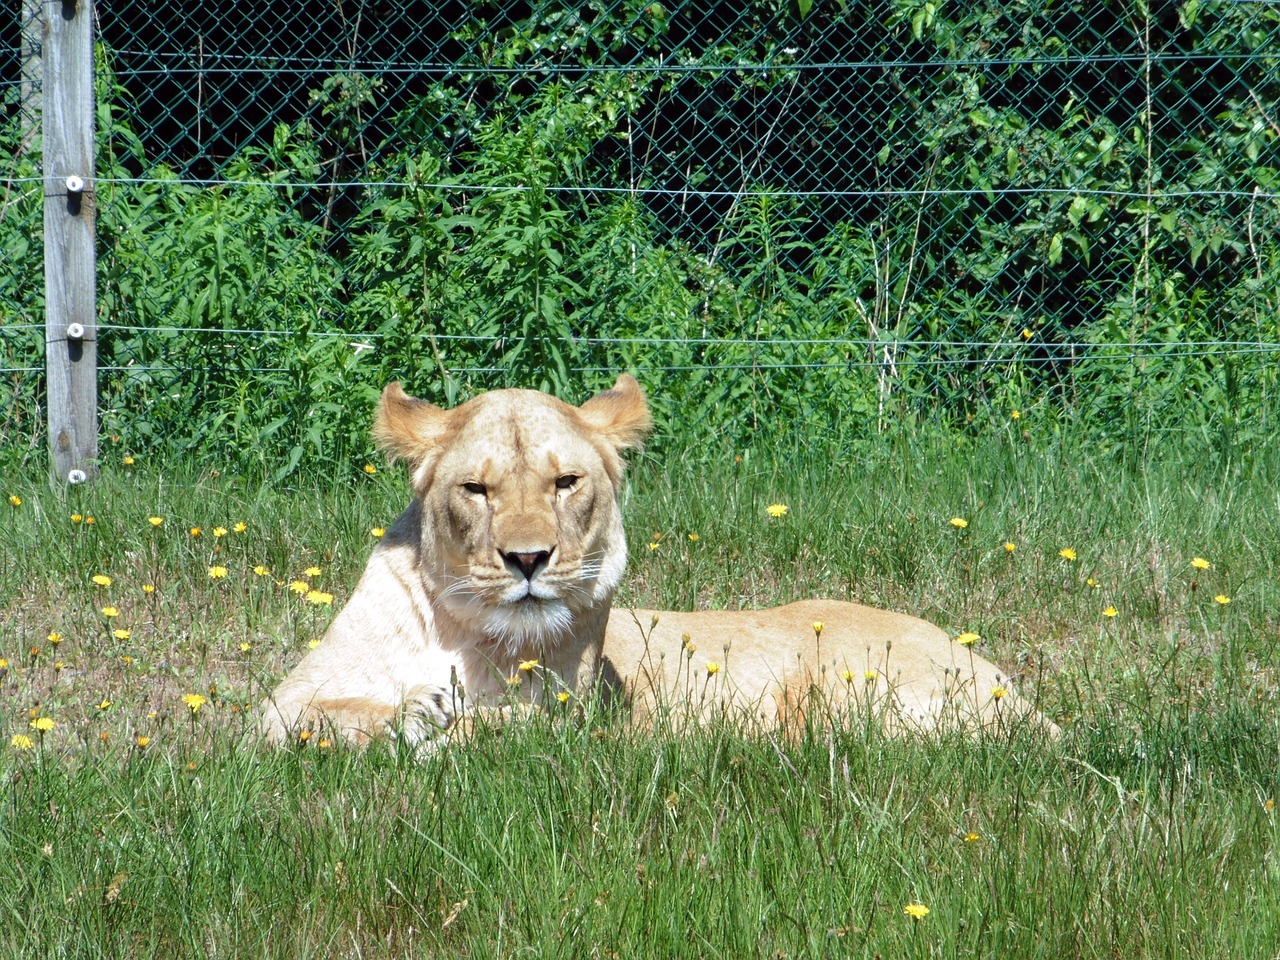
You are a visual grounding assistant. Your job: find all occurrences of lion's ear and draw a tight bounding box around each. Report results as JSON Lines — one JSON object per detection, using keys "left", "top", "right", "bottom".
{"left": 373, "top": 382, "right": 452, "bottom": 465}
{"left": 577, "top": 374, "right": 653, "bottom": 451}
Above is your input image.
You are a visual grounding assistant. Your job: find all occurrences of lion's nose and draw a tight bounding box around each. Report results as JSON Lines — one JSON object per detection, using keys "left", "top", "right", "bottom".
{"left": 503, "top": 548, "right": 553, "bottom": 581}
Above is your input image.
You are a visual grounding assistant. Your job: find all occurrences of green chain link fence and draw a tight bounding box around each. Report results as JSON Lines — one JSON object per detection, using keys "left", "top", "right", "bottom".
{"left": 3, "top": 0, "right": 1278, "bottom": 474}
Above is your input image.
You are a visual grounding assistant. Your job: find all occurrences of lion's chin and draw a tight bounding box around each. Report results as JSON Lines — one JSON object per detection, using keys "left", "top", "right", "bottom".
{"left": 478, "top": 597, "right": 575, "bottom": 654}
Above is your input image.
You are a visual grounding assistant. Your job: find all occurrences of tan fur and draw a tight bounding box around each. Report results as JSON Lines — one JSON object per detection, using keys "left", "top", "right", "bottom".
{"left": 606, "top": 601, "right": 1053, "bottom": 735}
{"left": 261, "top": 376, "right": 1054, "bottom": 746}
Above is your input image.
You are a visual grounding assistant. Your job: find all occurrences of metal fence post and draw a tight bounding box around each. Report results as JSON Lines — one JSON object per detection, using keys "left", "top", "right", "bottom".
{"left": 42, "top": 0, "right": 98, "bottom": 484}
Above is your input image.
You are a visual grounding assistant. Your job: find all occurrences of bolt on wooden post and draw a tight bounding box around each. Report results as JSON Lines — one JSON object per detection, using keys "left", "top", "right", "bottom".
{"left": 43, "top": 0, "right": 98, "bottom": 484}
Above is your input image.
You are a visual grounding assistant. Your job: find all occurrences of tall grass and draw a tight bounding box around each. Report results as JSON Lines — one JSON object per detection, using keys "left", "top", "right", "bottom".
{"left": 0, "top": 431, "right": 1277, "bottom": 957}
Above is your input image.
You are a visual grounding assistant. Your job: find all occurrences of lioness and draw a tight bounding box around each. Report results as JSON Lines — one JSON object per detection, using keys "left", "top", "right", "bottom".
{"left": 261, "top": 375, "right": 1053, "bottom": 744}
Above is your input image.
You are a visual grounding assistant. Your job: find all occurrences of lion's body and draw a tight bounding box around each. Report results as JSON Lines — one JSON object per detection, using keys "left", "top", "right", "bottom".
{"left": 261, "top": 376, "right": 1052, "bottom": 745}
{"left": 606, "top": 600, "right": 1042, "bottom": 732}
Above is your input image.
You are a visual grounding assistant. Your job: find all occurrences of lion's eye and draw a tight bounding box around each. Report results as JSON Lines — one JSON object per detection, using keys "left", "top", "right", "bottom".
{"left": 555, "top": 474, "right": 580, "bottom": 491}
{"left": 462, "top": 481, "right": 487, "bottom": 496}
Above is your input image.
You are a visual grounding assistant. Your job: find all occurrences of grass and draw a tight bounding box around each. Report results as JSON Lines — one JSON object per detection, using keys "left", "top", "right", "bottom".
{"left": 1, "top": 429, "right": 1279, "bottom": 958}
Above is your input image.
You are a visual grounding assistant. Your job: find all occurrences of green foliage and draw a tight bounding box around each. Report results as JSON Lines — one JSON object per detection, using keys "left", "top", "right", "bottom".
{"left": 1, "top": 0, "right": 1278, "bottom": 475}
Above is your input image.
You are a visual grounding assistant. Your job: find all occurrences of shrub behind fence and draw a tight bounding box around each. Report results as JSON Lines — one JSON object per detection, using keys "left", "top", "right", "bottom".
{"left": 2, "top": 0, "right": 1278, "bottom": 475}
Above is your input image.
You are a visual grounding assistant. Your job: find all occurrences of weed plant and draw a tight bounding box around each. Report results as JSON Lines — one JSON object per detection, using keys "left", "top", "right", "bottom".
{"left": 0, "top": 433, "right": 1278, "bottom": 958}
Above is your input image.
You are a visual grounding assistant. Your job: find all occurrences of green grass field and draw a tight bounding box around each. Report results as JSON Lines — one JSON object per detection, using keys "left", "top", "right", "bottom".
{"left": 1, "top": 432, "right": 1278, "bottom": 958}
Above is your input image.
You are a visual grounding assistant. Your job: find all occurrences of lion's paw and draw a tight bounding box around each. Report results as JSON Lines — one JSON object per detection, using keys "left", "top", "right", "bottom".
{"left": 396, "top": 683, "right": 460, "bottom": 746}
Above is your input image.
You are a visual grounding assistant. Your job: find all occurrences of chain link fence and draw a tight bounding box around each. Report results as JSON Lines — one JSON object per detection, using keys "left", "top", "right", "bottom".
{"left": 3, "top": 0, "right": 1279, "bottom": 472}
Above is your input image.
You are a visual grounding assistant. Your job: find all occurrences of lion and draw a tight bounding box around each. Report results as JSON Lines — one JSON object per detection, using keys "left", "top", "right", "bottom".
{"left": 260, "top": 375, "right": 1055, "bottom": 745}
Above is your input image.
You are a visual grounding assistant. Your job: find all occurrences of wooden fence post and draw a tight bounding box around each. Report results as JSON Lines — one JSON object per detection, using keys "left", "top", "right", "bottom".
{"left": 43, "top": 0, "right": 98, "bottom": 484}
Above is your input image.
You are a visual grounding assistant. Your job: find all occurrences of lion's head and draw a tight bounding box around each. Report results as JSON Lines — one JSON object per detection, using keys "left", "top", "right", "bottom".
{"left": 373, "top": 374, "right": 651, "bottom": 652}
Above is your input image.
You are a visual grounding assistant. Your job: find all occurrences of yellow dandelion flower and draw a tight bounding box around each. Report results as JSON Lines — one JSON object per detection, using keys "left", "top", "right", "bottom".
{"left": 84, "top": 516, "right": 95, "bottom": 524}
{"left": 113, "top": 629, "right": 131, "bottom": 641}
{"left": 0, "top": 658, "right": 7, "bottom": 669}
{"left": 363, "top": 464, "right": 377, "bottom": 475}
{"left": 182, "top": 693, "right": 208, "bottom": 713}
{"left": 518, "top": 659, "right": 539, "bottom": 673}
{"left": 949, "top": 517, "right": 968, "bottom": 529}
{"left": 956, "top": 632, "right": 980, "bottom": 646}
{"left": 120, "top": 655, "right": 134, "bottom": 665}
{"left": 101, "top": 606, "right": 120, "bottom": 618}
{"left": 1004, "top": 541, "right": 1016, "bottom": 553}
{"left": 706, "top": 661, "right": 721, "bottom": 676}
{"left": 208, "top": 565, "right": 229, "bottom": 579}
{"left": 233, "top": 522, "right": 247, "bottom": 533}
{"left": 305, "top": 590, "right": 334, "bottom": 606}
{"left": 123, "top": 456, "right": 135, "bottom": 466}
{"left": 964, "top": 831, "right": 981, "bottom": 843}
{"left": 318, "top": 738, "right": 332, "bottom": 749}
{"left": 307, "top": 638, "right": 321, "bottom": 650}
{"left": 30, "top": 717, "right": 55, "bottom": 733}
{"left": 1011, "top": 410, "right": 1020, "bottom": 419}
{"left": 1191, "top": 557, "right": 1211, "bottom": 571}
{"left": 1021, "top": 327, "right": 1032, "bottom": 339}
{"left": 1214, "top": 594, "right": 1231, "bottom": 605}
{"left": 865, "top": 670, "right": 877, "bottom": 682}
{"left": 556, "top": 691, "right": 571, "bottom": 704}
{"left": 239, "top": 642, "right": 252, "bottom": 653}
{"left": 1086, "top": 577, "right": 1100, "bottom": 589}
{"left": 647, "top": 541, "right": 659, "bottom": 551}
{"left": 148, "top": 516, "right": 163, "bottom": 527}
{"left": 289, "top": 580, "right": 309, "bottom": 594}
{"left": 812, "top": 621, "right": 824, "bottom": 637}
{"left": 1265, "top": 799, "right": 1275, "bottom": 813}
{"left": 213, "top": 526, "right": 228, "bottom": 538}
{"left": 135, "top": 735, "right": 151, "bottom": 748}
{"left": 142, "top": 584, "right": 155, "bottom": 594}
{"left": 298, "top": 729, "right": 312, "bottom": 743}
{"left": 841, "top": 669, "right": 854, "bottom": 683}
{"left": 47, "top": 632, "right": 62, "bottom": 645}
{"left": 1103, "top": 606, "right": 1118, "bottom": 618}
{"left": 91, "top": 574, "right": 112, "bottom": 587}
{"left": 71, "top": 513, "right": 83, "bottom": 523}
{"left": 253, "top": 565, "right": 271, "bottom": 576}
{"left": 98, "top": 699, "right": 112, "bottom": 711}
{"left": 766, "top": 503, "right": 789, "bottom": 518}
{"left": 7, "top": 495, "right": 20, "bottom": 508}
{"left": 11, "top": 734, "right": 34, "bottom": 750}
{"left": 991, "top": 685, "right": 1008, "bottom": 700}
{"left": 304, "top": 566, "right": 322, "bottom": 578}
{"left": 189, "top": 526, "right": 201, "bottom": 537}
{"left": 371, "top": 527, "right": 386, "bottom": 538}
{"left": 903, "top": 903, "right": 930, "bottom": 920}
{"left": 506, "top": 675, "right": 521, "bottom": 687}
{"left": 688, "top": 533, "right": 699, "bottom": 542}
{"left": 1059, "top": 547, "right": 1077, "bottom": 561}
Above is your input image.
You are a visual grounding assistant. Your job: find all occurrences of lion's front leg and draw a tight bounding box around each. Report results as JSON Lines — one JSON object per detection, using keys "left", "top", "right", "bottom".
{"left": 261, "top": 684, "right": 459, "bottom": 749}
